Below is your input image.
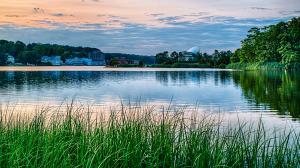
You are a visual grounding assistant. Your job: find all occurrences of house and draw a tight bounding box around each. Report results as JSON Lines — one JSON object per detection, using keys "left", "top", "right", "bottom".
{"left": 41, "top": 56, "right": 62, "bottom": 65}
{"left": 81, "top": 58, "right": 93, "bottom": 65}
{"left": 179, "top": 46, "right": 200, "bottom": 62}
{"left": 115, "top": 57, "right": 128, "bottom": 65}
{"left": 65, "top": 57, "right": 92, "bottom": 66}
{"left": 88, "top": 51, "right": 106, "bottom": 66}
{"left": 65, "top": 57, "right": 82, "bottom": 65}
{"left": 132, "top": 60, "right": 140, "bottom": 65}
{"left": 6, "top": 55, "right": 15, "bottom": 64}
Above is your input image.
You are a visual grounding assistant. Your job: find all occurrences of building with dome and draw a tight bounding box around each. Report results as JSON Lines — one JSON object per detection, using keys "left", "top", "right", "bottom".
{"left": 179, "top": 46, "right": 200, "bottom": 62}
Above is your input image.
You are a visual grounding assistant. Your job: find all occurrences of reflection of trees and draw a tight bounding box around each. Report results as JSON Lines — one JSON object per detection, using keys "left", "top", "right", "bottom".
{"left": 0, "top": 71, "right": 152, "bottom": 90}
{"left": 0, "top": 71, "right": 234, "bottom": 91}
{"left": 232, "top": 71, "right": 300, "bottom": 118}
{"left": 155, "top": 71, "right": 232, "bottom": 86}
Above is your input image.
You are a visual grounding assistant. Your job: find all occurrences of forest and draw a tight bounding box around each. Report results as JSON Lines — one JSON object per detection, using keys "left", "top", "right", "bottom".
{"left": 0, "top": 41, "right": 100, "bottom": 65}
{"left": 155, "top": 50, "right": 233, "bottom": 68}
{"left": 0, "top": 41, "right": 155, "bottom": 65}
{"left": 155, "top": 17, "right": 300, "bottom": 69}
{"left": 230, "top": 17, "right": 300, "bottom": 69}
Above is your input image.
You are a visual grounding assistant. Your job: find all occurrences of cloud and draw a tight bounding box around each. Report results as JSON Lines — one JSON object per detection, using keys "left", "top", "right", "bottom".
{"left": 5, "top": 15, "right": 26, "bottom": 18}
{"left": 79, "top": 23, "right": 104, "bottom": 30}
{"left": 279, "top": 10, "right": 300, "bottom": 16}
{"left": 157, "top": 16, "right": 183, "bottom": 23}
{"left": 149, "top": 13, "right": 164, "bottom": 17}
{"left": 51, "top": 13, "right": 65, "bottom": 17}
{"left": 32, "top": 8, "right": 45, "bottom": 14}
{"left": 81, "top": 0, "right": 100, "bottom": 2}
{"left": 250, "top": 7, "right": 272, "bottom": 10}
{"left": 183, "top": 12, "right": 210, "bottom": 17}
{"left": 1, "top": 17, "right": 286, "bottom": 55}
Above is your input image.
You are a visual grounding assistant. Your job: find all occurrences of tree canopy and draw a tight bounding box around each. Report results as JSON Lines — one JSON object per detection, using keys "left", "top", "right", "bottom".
{"left": 232, "top": 17, "right": 300, "bottom": 69}
{"left": 0, "top": 40, "right": 100, "bottom": 65}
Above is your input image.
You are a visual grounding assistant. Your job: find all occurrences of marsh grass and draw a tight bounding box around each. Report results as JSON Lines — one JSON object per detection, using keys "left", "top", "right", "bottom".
{"left": 0, "top": 103, "right": 299, "bottom": 168}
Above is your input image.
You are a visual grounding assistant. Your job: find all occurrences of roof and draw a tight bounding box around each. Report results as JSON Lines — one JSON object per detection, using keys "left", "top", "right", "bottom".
{"left": 187, "top": 46, "right": 200, "bottom": 54}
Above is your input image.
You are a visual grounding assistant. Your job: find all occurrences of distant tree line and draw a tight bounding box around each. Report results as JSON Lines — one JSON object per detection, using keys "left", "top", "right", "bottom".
{"left": 155, "top": 50, "right": 233, "bottom": 68}
{"left": 0, "top": 40, "right": 100, "bottom": 65}
{"left": 105, "top": 53, "right": 155, "bottom": 66}
{"left": 0, "top": 40, "right": 156, "bottom": 66}
{"left": 231, "top": 17, "right": 300, "bottom": 69}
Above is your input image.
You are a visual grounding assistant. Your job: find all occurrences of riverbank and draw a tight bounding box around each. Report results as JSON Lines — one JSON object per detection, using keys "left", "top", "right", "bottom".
{"left": 226, "top": 62, "right": 300, "bottom": 70}
{"left": 0, "top": 66, "right": 236, "bottom": 72}
{"left": 150, "top": 63, "right": 211, "bottom": 68}
{"left": 0, "top": 105, "right": 299, "bottom": 168}
{"left": 109, "top": 63, "right": 211, "bottom": 68}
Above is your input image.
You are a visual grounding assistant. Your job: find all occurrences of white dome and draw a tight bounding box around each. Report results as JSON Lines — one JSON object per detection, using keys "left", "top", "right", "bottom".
{"left": 187, "top": 46, "right": 200, "bottom": 54}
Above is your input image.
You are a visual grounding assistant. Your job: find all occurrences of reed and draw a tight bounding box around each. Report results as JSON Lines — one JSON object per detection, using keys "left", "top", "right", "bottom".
{"left": 0, "top": 103, "right": 298, "bottom": 167}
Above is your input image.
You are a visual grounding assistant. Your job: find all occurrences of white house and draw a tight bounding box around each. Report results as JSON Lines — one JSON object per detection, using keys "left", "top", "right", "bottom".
{"left": 41, "top": 56, "right": 62, "bottom": 66}
{"left": 6, "top": 55, "right": 15, "bottom": 64}
{"left": 180, "top": 46, "right": 200, "bottom": 62}
{"left": 65, "top": 57, "right": 92, "bottom": 65}
{"left": 88, "top": 51, "right": 106, "bottom": 66}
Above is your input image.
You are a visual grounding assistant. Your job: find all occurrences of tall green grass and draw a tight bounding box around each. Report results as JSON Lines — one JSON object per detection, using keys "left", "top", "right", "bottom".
{"left": 0, "top": 104, "right": 299, "bottom": 167}
{"left": 226, "top": 62, "right": 286, "bottom": 70}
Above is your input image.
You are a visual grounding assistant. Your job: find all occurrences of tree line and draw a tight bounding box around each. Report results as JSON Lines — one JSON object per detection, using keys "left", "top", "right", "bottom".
{"left": 231, "top": 17, "right": 300, "bottom": 69}
{"left": 156, "top": 17, "right": 300, "bottom": 69}
{"left": 0, "top": 40, "right": 100, "bottom": 65}
{"left": 155, "top": 50, "right": 233, "bottom": 68}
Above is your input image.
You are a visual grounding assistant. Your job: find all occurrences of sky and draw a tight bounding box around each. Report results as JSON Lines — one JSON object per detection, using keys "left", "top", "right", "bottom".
{"left": 0, "top": 0, "right": 299, "bottom": 55}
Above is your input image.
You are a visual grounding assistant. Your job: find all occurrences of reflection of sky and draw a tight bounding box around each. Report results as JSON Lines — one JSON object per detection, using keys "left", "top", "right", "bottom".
{"left": 0, "top": 0, "right": 299, "bottom": 54}
{"left": 1, "top": 69, "right": 300, "bottom": 129}
{"left": 0, "top": 70, "right": 272, "bottom": 113}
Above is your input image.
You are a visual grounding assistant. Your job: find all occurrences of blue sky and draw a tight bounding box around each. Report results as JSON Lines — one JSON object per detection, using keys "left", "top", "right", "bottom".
{"left": 0, "top": 0, "right": 299, "bottom": 55}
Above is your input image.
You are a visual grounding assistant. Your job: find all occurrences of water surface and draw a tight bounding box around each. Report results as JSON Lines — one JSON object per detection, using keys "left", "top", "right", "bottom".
{"left": 0, "top": 67, "right": 299, "bottom": 128}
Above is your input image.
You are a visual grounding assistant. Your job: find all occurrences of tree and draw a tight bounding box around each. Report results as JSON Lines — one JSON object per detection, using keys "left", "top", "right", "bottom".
{"left": 0, "top": 52, "right": 7, "bottom": 65}
{"left": 20, "top": 51, "right": 38, "bottom": 64}
{"left": 109, "top": 57, "right": 119, "bottom": 66}
{"left": 231, "top": 49, "right": 241, "bottom": 63}
{"left": 138, "top": 60, "right": 144, "bottom": 67}
{"left": 170, "top": 51, "right": 179, "bottom": 63}
{"left": 155, "top": 51, "right": 170, "bottom": 64}
{"left": 234, "top": 17, "right": 300, "bottom": 68}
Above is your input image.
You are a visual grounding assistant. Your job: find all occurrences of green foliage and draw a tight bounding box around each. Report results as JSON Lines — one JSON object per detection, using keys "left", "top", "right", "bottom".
{"left": 155, "top": 49, "right": 232, "bottom": 68}
{"left": 226, "top": 62, "right": 286, "bottom": 70}
{"left": 0, "top": 105, "right": 298, "bottom": 167}
{"left": 152, "top": 63, "right": 210, "bottom": 68}
{"left": 0, "top": 51, "right": 7, "bottom": 65}
{"left": 232, "top": 71, "right": 300, "bottom": 118}
{"left": 233, "top": 17, "right": 300, "bottom": 69}
{"left": 155, "top": 51, "right": 173, "bottom": 64}
{"left": 0, "top": 40, "right": 101, "bottom": 65}
{"left": 109, "top": 57, "right": 119, "bottom": 66}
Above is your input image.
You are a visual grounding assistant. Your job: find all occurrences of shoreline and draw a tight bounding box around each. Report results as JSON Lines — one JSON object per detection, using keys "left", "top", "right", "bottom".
{"left": 0, "top": 66, "right": 237, "bottom": 72}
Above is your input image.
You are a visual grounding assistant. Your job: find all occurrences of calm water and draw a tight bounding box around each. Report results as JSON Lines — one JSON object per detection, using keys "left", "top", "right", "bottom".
{"left": 0, "top": 67, "right": 300, "bottom": 128}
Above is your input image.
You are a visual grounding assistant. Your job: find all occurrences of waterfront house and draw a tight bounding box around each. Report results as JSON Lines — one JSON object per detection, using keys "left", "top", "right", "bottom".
{"left": 6, "top": 55, "right": 15, "bottom": 64}
{"left": 65, "top": 57, "right": 92, "bottom": 66}
{"left": 179, "top": 46, "right": 200, "bottom": 62}
{"left": 116, "top": 57, "right": 128, "bottom": 65}
{"left": 88, "top": 51, "right": 106, "bottom": 66}
{"left": 132, "top": 60, "right": 140, "bottom": 65}
{"left": 41, "top": 56, "right": 62, "bottom": 65}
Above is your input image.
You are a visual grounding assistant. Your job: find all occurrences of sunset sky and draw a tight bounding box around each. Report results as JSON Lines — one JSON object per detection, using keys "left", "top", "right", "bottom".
{"left": 0, "top": 0, "right": 299, "bottom": 55}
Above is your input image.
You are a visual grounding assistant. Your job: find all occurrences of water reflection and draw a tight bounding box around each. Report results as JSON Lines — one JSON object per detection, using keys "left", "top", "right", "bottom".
{"left": 0, "top": 70, "right": 299, "bottom": 120}
{"left": 232, "top": 71, "right": 300, "bottom": 119}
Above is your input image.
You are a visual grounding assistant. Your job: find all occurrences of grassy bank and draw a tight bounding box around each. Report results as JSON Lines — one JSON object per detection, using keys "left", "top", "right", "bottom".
{"left": 227, "top": 62, "right": 300, "bottom": 70}
{"left": 0, "top": 105, "right": 299, "bottom": 167}
{"left": 151, "top": 63, "right": 210, "bottom": 68}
